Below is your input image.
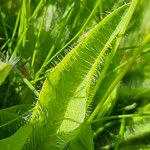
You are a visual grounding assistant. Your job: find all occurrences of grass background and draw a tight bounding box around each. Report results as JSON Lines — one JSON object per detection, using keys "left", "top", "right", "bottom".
{"left": 0, "top": 0, "right": 150, "bottom": 149}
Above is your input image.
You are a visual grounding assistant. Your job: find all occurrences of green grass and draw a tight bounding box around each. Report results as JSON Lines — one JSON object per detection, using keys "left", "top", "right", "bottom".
{"left": 0, "top": 0, "right": 150, "bottom": 150}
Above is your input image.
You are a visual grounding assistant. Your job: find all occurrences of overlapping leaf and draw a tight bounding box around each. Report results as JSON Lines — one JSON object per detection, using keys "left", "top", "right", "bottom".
{"left": 29, "top": 4, "right": 129, "bottom": 149}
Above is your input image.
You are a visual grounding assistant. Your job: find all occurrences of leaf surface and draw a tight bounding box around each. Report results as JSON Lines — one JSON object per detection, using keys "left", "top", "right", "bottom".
{"left": 0, "top": 125, "right": 32, "bottom": 150}
{"left": 68, "top": 123, "right": 94, "bottom": 150}
{"left": 30, "top": 4, "right": 129, "bottom": 149}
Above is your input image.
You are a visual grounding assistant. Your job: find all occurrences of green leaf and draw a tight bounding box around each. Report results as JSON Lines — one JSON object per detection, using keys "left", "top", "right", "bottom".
{"left": 0, "top": 105, "right": 31, "bottom": 139}
{"left": 68, "top": 123, "right": 94, "bottom": 150}
{"left": 0, "top": 125, "right": 32, "bottom": 150}
{"left": 88, "top": 0, "right": 139, "bottom": 121}
{"left": 0, "top": 62, "right": 12, "bottom": 85}
{"left": 30, "top": 4, "right": 129, "bottom": 149}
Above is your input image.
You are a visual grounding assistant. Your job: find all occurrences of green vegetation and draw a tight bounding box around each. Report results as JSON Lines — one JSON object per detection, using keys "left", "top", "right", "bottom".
{"left": 0, "top": 0, "right": 150, "bottom": 149}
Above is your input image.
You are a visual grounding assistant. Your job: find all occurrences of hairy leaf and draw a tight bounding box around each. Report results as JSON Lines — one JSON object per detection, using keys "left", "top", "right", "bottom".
{"left": 30, "top": 4, "right": 129, "bottom": 149}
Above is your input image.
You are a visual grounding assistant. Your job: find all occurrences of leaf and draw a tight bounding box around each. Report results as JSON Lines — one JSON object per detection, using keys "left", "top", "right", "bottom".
{"left": 68, "top": 123, "right": 94, "bottom": 150}
{"left": 86, "top": 0, "right": 140, "bottom": 104}
{"left": 1, "top": 104, "right": 31, "bottom": 114}
{"left": 0, "top": 125, "right": 32, "bottom": 150}
{"left": 29, "top": 4, "right": 129, "bottom": 149}
{"left": 88, "top": 0, "right": 140, "bottom": 121}
{"left": 0, "top": 62, "right": 12, "bottom": 85}
{"left": 0, "top": 104, "right": 31, "bottom": 139}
